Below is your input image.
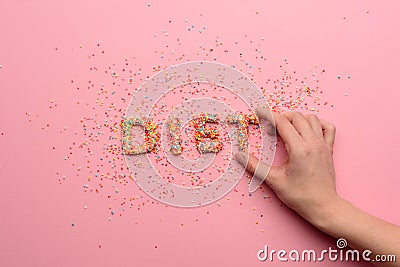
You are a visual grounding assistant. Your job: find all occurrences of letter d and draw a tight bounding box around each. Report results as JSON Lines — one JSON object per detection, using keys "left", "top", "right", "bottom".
{"left": 257, "top": 246, "right": 268, "bottom": 261}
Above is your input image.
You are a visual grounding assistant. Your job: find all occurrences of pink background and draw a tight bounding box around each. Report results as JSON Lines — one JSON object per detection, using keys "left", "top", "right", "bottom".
{"left": 1, "top": 0, "right": 399, "bottom": 266}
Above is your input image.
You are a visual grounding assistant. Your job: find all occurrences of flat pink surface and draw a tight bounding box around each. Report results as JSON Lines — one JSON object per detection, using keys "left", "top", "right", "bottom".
{"left": 1, "top": 1, "right": 399, "bottom": 266}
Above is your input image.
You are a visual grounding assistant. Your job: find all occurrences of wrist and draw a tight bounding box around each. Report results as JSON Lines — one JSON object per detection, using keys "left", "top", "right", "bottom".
{"left": 308, "top": 196, "right": 351, "bottom": 237}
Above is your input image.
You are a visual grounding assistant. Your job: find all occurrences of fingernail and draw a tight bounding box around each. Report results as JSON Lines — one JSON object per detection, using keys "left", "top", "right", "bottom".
{"left": 234, "top": 152, "right": 247, "bottom": 166}
{"left": 267, "top": 124, "right": 276, "bottom": 136}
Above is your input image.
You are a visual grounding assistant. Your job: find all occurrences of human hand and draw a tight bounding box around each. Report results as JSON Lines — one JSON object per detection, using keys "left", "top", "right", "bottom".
{"left": 236, "top": 110, "right": 400, "bottom": 266}
{"left": 235, "top": 109, "right": 339, "bottom": 227}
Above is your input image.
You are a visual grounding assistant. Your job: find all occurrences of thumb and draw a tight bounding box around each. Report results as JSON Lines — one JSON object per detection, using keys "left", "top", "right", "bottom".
{"left": 234, "top": 152, "right": 279, "bottom": 189}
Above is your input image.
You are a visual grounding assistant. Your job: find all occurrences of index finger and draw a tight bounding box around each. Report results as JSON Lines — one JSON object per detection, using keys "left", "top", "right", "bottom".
{"left": 320, "top": 119, "right": 336, "bottom": 148}
{"left": 256, "top": 108, "right": 301, "bottom": 147}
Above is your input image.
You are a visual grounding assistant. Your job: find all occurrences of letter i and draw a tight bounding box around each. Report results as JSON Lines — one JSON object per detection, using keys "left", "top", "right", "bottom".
{"left": 167, "top": 117, "right": 182, "bottom": 155}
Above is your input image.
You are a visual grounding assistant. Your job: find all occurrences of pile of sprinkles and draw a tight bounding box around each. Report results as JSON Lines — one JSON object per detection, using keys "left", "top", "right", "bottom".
{"left": 167, "top": 117, "right": 182, "bottom": 155}
{"left": 226, "top": 113, "right": 259, "bottom": 152}
{"left": 191, "top": 113, "right": 223, "bottom": 154}
{"left": 121, "top": 117, "right": 160, "bottom": 155}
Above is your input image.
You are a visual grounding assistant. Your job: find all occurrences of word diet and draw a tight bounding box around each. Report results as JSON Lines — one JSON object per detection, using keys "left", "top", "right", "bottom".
{"left": 121, "top": 112, "right": 261, "bottom": 155}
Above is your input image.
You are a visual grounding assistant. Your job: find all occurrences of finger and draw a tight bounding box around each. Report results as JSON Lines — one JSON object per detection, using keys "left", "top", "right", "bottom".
{"left": 255, "top": 107, "right": 275, "bottom": 126}
{"left": 235, "top": 152, "right": 279, "bottom": 189}
{"left": 320, "top": 119, "right": 336, "bottom": 148}
{"left": 255, "top": 107, "right": 276, "bottom": 135}
{"left": 256, "top": 108, "right": 301, "bottom": 146}
{"left": 305, "top": 114, "right": 323, "bottom": 138}
{"left": 280, "top": 112, "right": 314, "bottom": 140}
